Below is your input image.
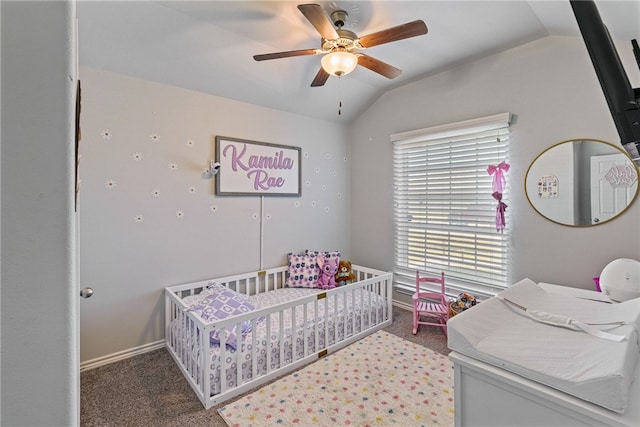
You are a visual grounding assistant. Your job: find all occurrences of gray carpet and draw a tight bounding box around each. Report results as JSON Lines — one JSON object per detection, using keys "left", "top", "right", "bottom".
{"left": 81, "top": 307, "right": 450, "bottom": 426}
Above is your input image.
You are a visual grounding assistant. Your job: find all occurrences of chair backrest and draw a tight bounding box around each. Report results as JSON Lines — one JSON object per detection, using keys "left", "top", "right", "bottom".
{"left": 416, "top": 270, "right": 446, "bottom": 295}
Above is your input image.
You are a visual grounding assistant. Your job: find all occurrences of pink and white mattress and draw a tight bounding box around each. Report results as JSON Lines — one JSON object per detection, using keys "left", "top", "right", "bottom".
{"left": 447, "top": 279, "right": 640, "bottom": 413}
{"left": 179, "top": 287, "right": 386, "bottom": 395}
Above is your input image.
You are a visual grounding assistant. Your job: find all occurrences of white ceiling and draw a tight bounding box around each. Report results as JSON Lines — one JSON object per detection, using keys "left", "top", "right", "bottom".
{"left": 77, "top": 1, "right": 640, "bottom": 123}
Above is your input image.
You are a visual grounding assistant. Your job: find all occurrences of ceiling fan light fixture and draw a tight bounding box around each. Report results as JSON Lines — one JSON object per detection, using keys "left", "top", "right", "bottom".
{"left": 321, "top": 51, "right": 358, "bottom": 77}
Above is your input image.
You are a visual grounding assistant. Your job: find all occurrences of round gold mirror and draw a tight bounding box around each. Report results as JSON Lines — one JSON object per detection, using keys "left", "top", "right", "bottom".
{"left": 525, "top": 139, "right": 639, "bottom": 226}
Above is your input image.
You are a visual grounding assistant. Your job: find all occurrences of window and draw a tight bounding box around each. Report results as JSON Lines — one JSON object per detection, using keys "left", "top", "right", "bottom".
{"left": 392, "top": 113, "right": 511, "bottom": 299}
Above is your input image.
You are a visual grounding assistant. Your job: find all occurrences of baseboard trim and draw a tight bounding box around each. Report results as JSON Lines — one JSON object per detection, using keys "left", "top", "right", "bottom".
{"left": 393, "top": 300, "right": 412, "bottom": 312}
{"left": 80, "top": 340, "right": 166, "bottom": 372}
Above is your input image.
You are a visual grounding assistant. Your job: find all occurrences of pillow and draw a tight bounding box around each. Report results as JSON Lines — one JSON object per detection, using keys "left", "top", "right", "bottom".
{"left": 182, "top": 281, "right": 237, "bottom": 306}
{"left": 186, "top": 287, "right": 255, "bottom": 349}
{"left": 286, "top": 252, "right": 320, "bottom": 288}
{"left": 305, "top": 249, "right": 341, "bottom": 261}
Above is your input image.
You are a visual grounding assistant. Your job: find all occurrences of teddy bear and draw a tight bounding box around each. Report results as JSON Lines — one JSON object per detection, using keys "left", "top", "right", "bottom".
{"left": 317, "top": 255, "right": 338, "bottom": 289}
{"left": 335, "top": 260, "right": 356, "bottom": 287}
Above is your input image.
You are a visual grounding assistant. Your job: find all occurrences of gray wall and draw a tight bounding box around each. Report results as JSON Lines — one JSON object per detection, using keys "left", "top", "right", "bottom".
{"left": 78, "top": 68, "right": 352, "bottom": 362}
{"left": 1, "top": 1, "right": 79, "bottom": 425}
{"left": 350, "top": 36, "right": 640, "bottom": 304}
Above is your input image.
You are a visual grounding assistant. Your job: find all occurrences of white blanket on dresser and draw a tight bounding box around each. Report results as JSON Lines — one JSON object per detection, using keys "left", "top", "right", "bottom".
{"left": 447, "top": 278, "right": 640, "bottom": 413}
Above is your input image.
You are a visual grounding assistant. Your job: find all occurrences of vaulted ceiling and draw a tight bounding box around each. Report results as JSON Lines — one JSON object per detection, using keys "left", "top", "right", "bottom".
{"left": 77, "top": 1, "right": 639, "bottom": 123}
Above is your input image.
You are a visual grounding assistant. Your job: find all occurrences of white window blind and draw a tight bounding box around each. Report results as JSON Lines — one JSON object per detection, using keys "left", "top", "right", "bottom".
{"left": 392, "top": 113, "right": 511, "bottom": 299}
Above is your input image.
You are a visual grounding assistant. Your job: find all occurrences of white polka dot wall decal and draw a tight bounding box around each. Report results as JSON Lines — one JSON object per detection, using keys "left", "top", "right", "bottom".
{"left": 304, "top": 152, "right": 309, "bottom": 158}
{"left": 252, "top": 213, "right": 259, "bottom": 220}
{"left": 294, "top": 201, "right": 301, "bottom": 207}
{"left": 337, "top": 192, "right": 343, "bottom": 199}
{"left": 105, "top": 179, "right": 117, "bottom": 189}
{"left": 134, "top": 215, "right": 144, "bottom": 223}
{"left": 265, "top": 213, "right": 272, "bottom": 220}
{"left": 132, "top": 152, "right": 143, "bottom": 161}
{"left": 344, "top": 156, "right": 348, "bottom": 162}
{"left": 169, "top": 162, "right": 178, "bottom": 171}
{"left": 186, "top": 139, "right": 195, "bottom": 148}
{"left": 176, "top": 210, "right": 184, "bottom": 219}
{"left": 322, "top": 185, "right": 327, "bottom": 191}
{"left": 325, "top": 206, "right": 330, "bottom": 212}
{"left": 325, "top": 153, "right": 331, "bottom": 159}
{"left": 101, "top": 130, "right": 112, "bottom": 140}
{"left": 150, "top": 133, "right": 160, "bottom": 143}
{"left": 315, "top": 167, "right": 320, "bottom": 173}
{"left": 210, "top": 205, "right": 218, "bottom": 213}
{"left": 152, "top": 189, "right": 160, "bottom": 198}
{"left": 332, "top": 171, "right": 337, "bottom": 177}
{"left": 305, "top": 181, "right": 311, "bottom": 187}
{"left": 311, "top": 200, "right": 317, "bottom": 207}
{"left": 188, "top": 186, "right": 196, "bottom": 194}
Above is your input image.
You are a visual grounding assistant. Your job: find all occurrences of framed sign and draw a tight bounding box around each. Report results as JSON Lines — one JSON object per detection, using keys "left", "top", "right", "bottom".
{"left": 215, "top": 136, "right": 302, "bottom": 196}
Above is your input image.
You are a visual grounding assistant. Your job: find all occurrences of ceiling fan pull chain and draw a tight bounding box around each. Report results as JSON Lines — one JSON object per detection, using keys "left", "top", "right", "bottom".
{"left": 338, "top": 77, "right": 343, "bottom": 116}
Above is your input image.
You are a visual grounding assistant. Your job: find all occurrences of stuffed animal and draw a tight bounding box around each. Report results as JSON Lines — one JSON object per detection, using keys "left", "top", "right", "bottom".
{"left": 454, "top": 292, "right": 477, "bottom": 311}
{"left": 317, "top": 255, "right": 338, "bottom": 289}
{"left": 335, "top": 260, "right": 356, "bottom": 286}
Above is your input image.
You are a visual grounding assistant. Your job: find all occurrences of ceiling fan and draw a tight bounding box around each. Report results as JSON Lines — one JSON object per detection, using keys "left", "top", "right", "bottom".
{"left": 253, "top": 3, "right": 428, "bottom": 87}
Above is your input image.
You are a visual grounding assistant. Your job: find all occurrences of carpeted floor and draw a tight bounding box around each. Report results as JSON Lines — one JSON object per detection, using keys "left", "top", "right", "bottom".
{"left": 81, "top": 307, "right": 450, "bottom": 427}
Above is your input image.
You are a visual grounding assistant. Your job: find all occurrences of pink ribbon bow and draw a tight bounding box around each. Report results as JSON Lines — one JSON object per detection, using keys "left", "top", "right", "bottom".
{"left": 492, "top": 191, "right": 507, "bottom": 233}
{"left": 487, "top": 161, "right": 510, "bottom": 193}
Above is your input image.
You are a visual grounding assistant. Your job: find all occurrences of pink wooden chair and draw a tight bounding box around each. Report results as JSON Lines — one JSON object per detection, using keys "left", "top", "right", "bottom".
{"left": 412, "top": 270, "right": 449, "bottom": 335}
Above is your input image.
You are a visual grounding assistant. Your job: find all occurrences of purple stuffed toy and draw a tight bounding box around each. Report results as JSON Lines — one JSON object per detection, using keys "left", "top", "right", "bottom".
{"left": 317, "top": 255, "right": 338, "bottom": 289}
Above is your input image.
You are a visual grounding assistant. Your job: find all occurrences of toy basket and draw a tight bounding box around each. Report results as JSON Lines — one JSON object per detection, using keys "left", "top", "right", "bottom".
{"left": 449, "top": 301, "right": 463, "bottom": 317}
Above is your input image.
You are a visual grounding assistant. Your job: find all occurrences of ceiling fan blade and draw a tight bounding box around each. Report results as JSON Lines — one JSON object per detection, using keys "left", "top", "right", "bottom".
{"left": 357, "top": 54, "right": 402, "bottom": 79}
{"left": 358, "top": 20, "right": 428, "bottom": 48}
{"left": 253, "top": 48, "right": 319, "bottom": 61}
{"left": 310, "top": 67, "right": 330, "bottom": 87}
{"left": 298, "top": 4, "right": 339, "bottom": 40}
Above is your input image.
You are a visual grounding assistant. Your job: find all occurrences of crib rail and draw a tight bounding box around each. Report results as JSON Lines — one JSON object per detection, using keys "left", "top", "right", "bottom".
{"left": 167, "top": 266, "right": 289, "bottom": 301}
{"left": 165, "top": 265, "right": 392, "bottom": 409}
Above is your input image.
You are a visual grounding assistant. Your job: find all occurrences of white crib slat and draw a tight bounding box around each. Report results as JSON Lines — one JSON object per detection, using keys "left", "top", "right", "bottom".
{"left": 280, "top": 307, "right": 286, "bottom": 368}
{"left": 189, "top": 321, "right": 196, "bottom": 388}
{"left": 359, "top": 286, "right": 366, "bottom": 331}
{"left": 189, "top": 321, "right": 195, "bottom": 388}
{"left": 368, "top": 282, "right": 373, "bottom": 328}
{"left": 234, "top": 321, "right": 242, "bottom": 388}
{"left": 333, "top": 293, "right": 339, "bottom": 343}
{"left": 218, "top": 326, "right": 226, "bottom": 394}
{"left": 295, "top": 304, "right": 301, "bottom": 362}
{"left": 349, "top": 287, "right": 355, "bottom": 337}
{"left": 265, "top": 313, "right": 272, "bottom": 375}
{"left": 313, "top": 297, "right": 320, "bottom": 354}
{"left": 342, "top": 291, "right": 347, "bottom": 340}
{"left": 323, "top": 295, "right": 329, "bottom": 349}
{"left": 303, "top": 302, "right": 309, "bottom": 357}
{"left": 335, "top": 292, "right": 340, "bottom": 344}
{"left": 250, "top": 320, "right": 257, "bottom": 381}
{"left": 237, "top": 321, "right": 243, "bottom": 384}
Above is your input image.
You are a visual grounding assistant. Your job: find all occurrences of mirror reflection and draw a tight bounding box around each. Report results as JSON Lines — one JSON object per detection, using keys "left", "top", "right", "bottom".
{"left": 525, "top": 139, "right": 639, "bottom": 226}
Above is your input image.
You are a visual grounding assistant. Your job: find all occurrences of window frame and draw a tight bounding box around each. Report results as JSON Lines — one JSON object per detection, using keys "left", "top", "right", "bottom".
{"left": 391, "top": 113, "right": 512, "bottom": 299}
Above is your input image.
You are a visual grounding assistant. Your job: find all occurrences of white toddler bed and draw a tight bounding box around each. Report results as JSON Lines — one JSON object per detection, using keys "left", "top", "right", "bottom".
{"left": 165, "top": 265, "right": 393, "bottom": 409}
{"left": 448, "top": 279, "right": 640, "bottom": 426}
